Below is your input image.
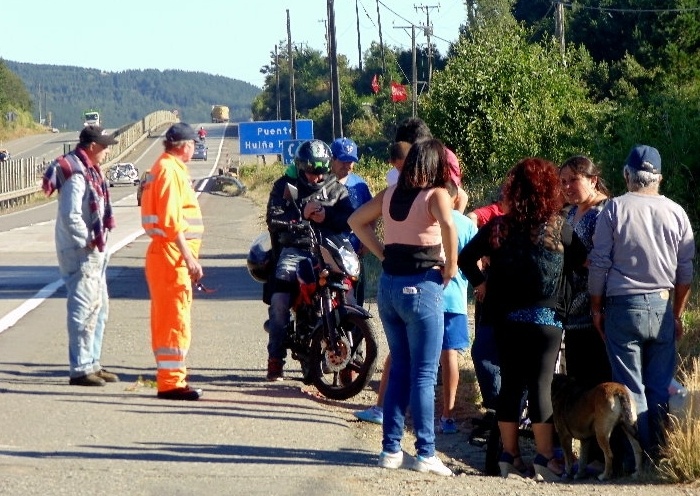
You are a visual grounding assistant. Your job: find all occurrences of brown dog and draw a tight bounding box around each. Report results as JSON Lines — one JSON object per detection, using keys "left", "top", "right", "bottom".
{"left": 551, "top": 374, "right": 643, "bottom": 481}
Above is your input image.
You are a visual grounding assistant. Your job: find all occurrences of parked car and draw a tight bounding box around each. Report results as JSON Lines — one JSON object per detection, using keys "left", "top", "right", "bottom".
{"left": 136, "top": 169, "right": 149, "bottom": 206}
{"left": 108, "top": 162, "right": 139, "bottom": 187}
{"left": 192, "top": 143, "right": 208, "bottom": 161}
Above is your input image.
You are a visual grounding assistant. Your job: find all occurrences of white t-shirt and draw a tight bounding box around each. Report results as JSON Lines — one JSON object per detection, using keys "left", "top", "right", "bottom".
{"left": 386, "top": 167, "right": 399, "bottom": 186}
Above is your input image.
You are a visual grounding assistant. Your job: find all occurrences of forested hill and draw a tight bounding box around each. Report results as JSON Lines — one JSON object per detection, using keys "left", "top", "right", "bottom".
{"left": 5, "top": 60, "right": 261, "bottom": 130}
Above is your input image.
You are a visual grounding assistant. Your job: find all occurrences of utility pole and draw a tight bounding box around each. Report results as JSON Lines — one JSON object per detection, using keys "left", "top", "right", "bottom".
{"left": 328, "top": 0, "right": 343, "bottom": 138}
{"left": 554, "top": 0, "right": 566, "bottom": 65}
{"left": 411, "top": 25, "right": 417, "bottom": 118}
{"left": 275, "top": 44, "right": 281, "bottom": 121}
{"left": 415, "top": 4, "right": 439, "bottom": 87}
{"left": 375, "top": 0, "right": 386, "bottom": 76}
{"left": 466, "top": 0, "right": 475, "bottom": 27}
{"left": 37, "top": 83, "right": 42, "bottom": 124}
{"left": 287, "top": 10, "right": 297, "bottom": 138}
{"left": 321, "top": 15, "right": 335, "bottom": 136}
{"left": 355, "top": 0, "right": 363, "bottom": 71}
{"left": 394, "top": 25, "right": 418, "bottom": 118}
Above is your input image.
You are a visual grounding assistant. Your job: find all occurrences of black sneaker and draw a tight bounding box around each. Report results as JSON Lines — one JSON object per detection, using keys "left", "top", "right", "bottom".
{"left": 157, "top": 386, "right": 203, "bottom": 401}
{"left": 69, "top": 373, "right": 106, "bottom": 387}
{"left": 95, "top": 369, "right": 120, "bottom": 383}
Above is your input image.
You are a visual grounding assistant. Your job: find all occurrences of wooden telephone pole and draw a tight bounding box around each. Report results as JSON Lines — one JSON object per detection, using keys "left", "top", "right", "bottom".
{"left": 327, "top": 0, "right": 343, "bottom": 138}
{"left": 287, "top": 10, "right": 297, "bottom": 138}
{"left": 395, "top": 25, "right": 418, "bottom": 118}
{"left": 415, "top": 4, "right": 439, "bottom": 87}
{"left": 554, "top": 0, "right": 566, "bottom": 65}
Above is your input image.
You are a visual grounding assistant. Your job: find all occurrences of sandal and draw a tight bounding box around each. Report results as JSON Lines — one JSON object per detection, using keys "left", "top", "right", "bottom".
{"left": 533, "top": 453, "right": 564, "bottom": 482}
{"left": 498, "top": 452, "right": 528, "bottom": 478}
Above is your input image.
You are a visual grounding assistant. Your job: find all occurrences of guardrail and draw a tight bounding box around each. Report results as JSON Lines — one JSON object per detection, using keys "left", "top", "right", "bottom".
{"left": 0, "top": 158, "right": 41, "bottom": 207}
{"left": 0, "top": 110, "right": 178, "bottom": 210}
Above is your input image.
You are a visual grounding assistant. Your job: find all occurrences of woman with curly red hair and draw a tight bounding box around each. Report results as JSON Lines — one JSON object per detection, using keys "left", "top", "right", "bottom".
{"left": 458, "top": 157, "right": 587, "bottom": 481}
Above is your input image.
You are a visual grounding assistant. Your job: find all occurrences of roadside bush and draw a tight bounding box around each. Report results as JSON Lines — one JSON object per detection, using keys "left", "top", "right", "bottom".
{"left": 421, "top": 22, "right": 611, "bottom": 208}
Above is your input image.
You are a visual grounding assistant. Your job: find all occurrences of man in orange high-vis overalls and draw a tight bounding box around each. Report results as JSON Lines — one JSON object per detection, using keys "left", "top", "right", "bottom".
{"left": 141, "top": 122, "right": 204, "bottom": 401}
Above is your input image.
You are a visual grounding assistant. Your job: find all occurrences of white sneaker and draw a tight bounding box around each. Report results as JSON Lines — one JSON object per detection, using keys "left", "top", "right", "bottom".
{"left": 413, "top": 455, "right": 453, "bottom": 476}
{"left": 378, "top": 450, "right": 404, "bottom": 469}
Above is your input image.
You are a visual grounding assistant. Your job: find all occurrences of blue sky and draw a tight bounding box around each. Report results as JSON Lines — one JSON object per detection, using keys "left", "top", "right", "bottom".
{"left": 3, "top": 0, "right": 467, "bottom": 88}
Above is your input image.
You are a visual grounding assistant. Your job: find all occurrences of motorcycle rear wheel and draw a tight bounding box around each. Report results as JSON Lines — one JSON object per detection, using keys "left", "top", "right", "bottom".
{"left": 309, "top": 313, "right": 378, "bottom": 401}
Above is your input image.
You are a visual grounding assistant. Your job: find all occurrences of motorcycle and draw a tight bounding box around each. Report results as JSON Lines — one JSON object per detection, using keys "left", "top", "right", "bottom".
{"left": 108, "top": 163, "right": 139, "bottom": 187}
{"left": 259, "top": 184, "right": 379, "bottom": 400}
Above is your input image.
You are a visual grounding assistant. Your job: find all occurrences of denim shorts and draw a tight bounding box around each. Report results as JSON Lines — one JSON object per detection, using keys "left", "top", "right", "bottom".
{"left": 443, "top": 312, "right": 469, "bottom": 351}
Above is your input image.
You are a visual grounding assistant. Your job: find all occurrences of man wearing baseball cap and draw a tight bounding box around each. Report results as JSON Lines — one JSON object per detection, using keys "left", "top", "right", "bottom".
{"left": 42, "top": 125, "right": 120, "bottom": 386}
{"left": 141, "top": 122, "right": 205, "bottom": 400}
{"left": 588, "top": 144, "right": 695, "bottom": 465}
{"left": 79, "top": 125, "right": 120, "bottom": 147}
{"left": 330, "top": 137, "right": 372, "bottom": 306}
{"left": 330, "top": 137, "right": 371, "bottom": 212}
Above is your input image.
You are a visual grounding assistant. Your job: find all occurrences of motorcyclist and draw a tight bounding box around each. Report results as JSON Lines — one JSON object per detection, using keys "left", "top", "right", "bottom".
{"left": 197, "top": 127, "right": 207, "bottom": 141}
{"left": 264, "top": 139, "right": 354, "bottom": 381}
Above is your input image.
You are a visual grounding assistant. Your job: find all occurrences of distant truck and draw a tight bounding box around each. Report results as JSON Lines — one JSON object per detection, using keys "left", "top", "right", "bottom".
{"left": 84, "top": 109, "right": 100, "bottom": 127}
{"left": 211, "top": 105, "right": 230, "bottom": 123}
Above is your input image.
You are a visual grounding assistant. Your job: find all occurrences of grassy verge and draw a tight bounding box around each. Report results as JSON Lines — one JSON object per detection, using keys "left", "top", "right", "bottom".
{"left": 238, "top": 162, "right": 284, "bottom": 207}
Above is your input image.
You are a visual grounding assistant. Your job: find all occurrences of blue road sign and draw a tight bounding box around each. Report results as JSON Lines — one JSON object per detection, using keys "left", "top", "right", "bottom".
{"left": 281, "top": 140, "right": 305, "bottom": 165}
{"left": 238, "top": 120, "right": 313, "bottom": 155}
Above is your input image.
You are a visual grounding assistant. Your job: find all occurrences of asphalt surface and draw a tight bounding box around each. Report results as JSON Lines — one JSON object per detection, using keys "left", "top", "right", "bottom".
{"left": 0, "top": 186, "right": 389, "bottom": 496}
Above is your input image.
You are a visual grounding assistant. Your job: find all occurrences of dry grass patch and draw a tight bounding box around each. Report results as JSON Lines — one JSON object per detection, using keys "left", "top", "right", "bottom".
{"left": 658, "top": 357, "right": 700, "bottom": 483}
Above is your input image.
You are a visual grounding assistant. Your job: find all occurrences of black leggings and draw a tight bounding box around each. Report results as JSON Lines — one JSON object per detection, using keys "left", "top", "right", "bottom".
{"left": 495, "top": 321, "right": 562, "bottom": 423}
{"left": 564, "top": 324, "right": 611, "bottom": 390}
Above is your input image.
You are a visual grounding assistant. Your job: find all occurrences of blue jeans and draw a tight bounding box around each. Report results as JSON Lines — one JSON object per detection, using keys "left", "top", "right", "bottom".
{"left": 378, "top": 269, "right": 444, "bottom": 457}
{"left": 470, "top": 323, "right": 501, "bottom": 410}
{"left": 58, "top": 247, "right": 109, "bottom": 377}
{"left": 604, "top": 291, "right": 675, "bottom": 459}
{"left": 267, "top": 247, "right": 313, "bottom": 360}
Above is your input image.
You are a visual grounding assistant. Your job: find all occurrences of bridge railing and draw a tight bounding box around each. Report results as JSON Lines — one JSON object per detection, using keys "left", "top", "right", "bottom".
{"left": 0, "top": 110, "right": 178, "bottom": 210}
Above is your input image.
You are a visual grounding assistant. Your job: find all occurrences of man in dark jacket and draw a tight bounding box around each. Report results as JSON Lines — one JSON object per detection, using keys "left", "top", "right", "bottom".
{"left": 265, "top": 139, "right": 354, "bottom": 381}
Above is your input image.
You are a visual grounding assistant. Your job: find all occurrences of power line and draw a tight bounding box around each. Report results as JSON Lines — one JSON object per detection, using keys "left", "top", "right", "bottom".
{"left": 562, "top": 1, "right": 700, "bottom": 14}
{"left": 378, "top": 0, "right": 415, "bottom": 26}
{"left": 527, "top": 2, "right": 556, "bottom": 43}
{"left": 357, "top": 0, "right": 377, "bottom": 27}
{"left": 378, "top": 1, "right": 452, "bottom": 45}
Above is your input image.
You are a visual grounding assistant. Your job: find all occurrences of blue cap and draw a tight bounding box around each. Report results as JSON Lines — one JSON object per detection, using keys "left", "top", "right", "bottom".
{"left": 330, "top": 137, "right": 359, "bottom": 162}
{"left": 166, "top": 122, "right": 200, "bottom": 143}
{"left": 625, "top": 144, "right": 661, "bottom": 174}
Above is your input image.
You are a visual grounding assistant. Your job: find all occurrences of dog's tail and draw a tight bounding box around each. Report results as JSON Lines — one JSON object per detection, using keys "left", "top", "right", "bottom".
{"left": 616, "top": 388, "right": 638, "bottom": 429}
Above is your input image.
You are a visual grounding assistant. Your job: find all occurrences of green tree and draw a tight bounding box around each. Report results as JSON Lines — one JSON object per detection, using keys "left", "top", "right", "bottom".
{"left": 0, "top": 59, "right": 33, "bottom": 112}
{"left": 421, "top": 9, "right": 609, "bottom": 201}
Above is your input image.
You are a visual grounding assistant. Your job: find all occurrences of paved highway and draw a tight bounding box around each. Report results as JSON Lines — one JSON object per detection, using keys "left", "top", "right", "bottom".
{"left": 0, "top": 124, "right": 229, "bottom": 333}
{"left": 0, "top": 129, "right": 387, "bottom": 494}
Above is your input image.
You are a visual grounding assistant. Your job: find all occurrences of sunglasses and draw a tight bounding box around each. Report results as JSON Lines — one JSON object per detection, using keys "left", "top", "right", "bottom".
{"left": 194, "top": 280, "right": 216, "bottom": 294}
{"left": 308, "top": 164, "right": 329, "bottom": 174}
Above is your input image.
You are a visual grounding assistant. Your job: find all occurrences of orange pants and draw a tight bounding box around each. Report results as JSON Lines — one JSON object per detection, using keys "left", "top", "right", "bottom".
{"left": 145, "top": 241, "right": 192, "bottom": 392}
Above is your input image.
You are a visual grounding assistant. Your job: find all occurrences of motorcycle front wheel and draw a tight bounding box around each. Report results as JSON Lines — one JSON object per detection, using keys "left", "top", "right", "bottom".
{"left": 309, "top": 313, "right": 378, "bottom": 401}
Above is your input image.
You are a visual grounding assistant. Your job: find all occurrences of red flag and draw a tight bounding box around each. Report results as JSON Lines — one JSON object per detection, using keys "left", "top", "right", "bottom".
{"left": 371, "top": 74, "right": 380, "bottom": 94}
{"left": 390, "top": 81, "right": 408, "bottom": 102}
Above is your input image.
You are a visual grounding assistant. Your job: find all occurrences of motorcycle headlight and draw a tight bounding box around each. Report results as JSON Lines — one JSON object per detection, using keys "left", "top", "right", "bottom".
{"left": 338, "top": 245, "right": 360, "bottom": 278}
